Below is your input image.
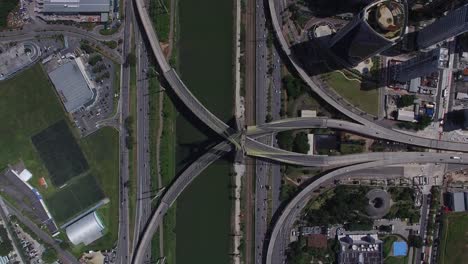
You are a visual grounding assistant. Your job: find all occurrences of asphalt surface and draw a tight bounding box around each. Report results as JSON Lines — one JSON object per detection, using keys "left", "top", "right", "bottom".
{"left": 115, "top": 0, "right": 133, "bottom": 263}
{"left": 254, "top": 0, "right": 270, "bottom": 263}
{"left": 133, "top": 18, "right": 152, "bottom": 263}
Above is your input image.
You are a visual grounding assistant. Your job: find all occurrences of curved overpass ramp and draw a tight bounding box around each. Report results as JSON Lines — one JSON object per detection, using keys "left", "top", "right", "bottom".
{"left": 134, "top": 0, "right": 238, "bottom": 144}
{"left": 266, "top": 154, "right": 468, "bottom": 264}
{"left": 265, "top": 0, "right": 468, "bottom": 153}
{"left": 245, "top": 137, "right": 468, "bottom": 167}
{"left": 132, "top": 141, "right": 232, "bottom": 264}
{"left": 247, "top": 117, "right": 468, "bottom": 152}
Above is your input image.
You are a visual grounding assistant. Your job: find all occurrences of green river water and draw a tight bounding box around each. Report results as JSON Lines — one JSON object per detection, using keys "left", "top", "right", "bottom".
{"left": 175, "top": 0, "right": 235, "bottom": 263}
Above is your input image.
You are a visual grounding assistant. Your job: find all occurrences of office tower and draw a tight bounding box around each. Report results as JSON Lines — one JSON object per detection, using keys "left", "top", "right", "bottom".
{"left": 391, "top": 47, "right": 448, "bottom": 83}
{"left": 416, "top": 4, "right": 468, "bottom": 49}
{"left": 328, "top": 0, "right": 407, "bottom": 67}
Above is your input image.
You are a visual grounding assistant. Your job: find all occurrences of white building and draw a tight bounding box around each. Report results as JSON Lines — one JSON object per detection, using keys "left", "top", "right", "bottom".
{"left": 66, "top": 212, "right": 105, "bottom": 245}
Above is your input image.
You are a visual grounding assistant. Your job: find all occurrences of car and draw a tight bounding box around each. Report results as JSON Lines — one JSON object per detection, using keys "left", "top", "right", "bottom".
{"left": 450, "top": 156, "right": 461, "bottom": 160}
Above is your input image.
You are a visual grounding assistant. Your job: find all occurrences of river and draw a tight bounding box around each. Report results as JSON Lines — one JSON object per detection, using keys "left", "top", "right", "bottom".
{"left": 175, "top": 0, "right": 235, "bottom": 263}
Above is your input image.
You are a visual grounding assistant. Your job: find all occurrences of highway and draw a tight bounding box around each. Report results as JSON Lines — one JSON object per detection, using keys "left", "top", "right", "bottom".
{"left": 133, "top": 17, "right": 152, "bottom": 263}
{"left": 247, "top": 117, "right": 468, "bottom": 152}
{"left": 266, "top": 156, "right": 468, "bottom": 264}
{"left": 132, "top": 141, "right": 232, "bottom": 264}
{"left": 115, "top": 0, "right": 133, "bottom": 263}
{"left": 254, "top": 0, "right": 271, "bottom": 262}
{"left": 245, "top": 137, "right": 468, "bottom": 167}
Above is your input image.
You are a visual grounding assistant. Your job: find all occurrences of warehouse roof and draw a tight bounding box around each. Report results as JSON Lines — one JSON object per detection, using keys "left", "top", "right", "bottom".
{"left": 48, "top": 60, "right": 94, "bottom": 112}
{"left": 66, "top": 211, "right": 105, "bottom": 245}
{"left": 42, "top": 0, "right": 110, "bottom": 13}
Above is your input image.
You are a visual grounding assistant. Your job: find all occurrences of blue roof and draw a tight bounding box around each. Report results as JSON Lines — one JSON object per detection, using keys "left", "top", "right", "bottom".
{"left": 393, "top": 241, "right": 408, "bottom": 256}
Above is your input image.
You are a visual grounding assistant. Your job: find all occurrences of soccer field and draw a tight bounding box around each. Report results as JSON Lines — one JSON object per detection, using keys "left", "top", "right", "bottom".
{"left": 32, "top": 120, "right": 89, "bottom": 186}
{"left": 46, "top": 173, "right": 105, "bottom": 224}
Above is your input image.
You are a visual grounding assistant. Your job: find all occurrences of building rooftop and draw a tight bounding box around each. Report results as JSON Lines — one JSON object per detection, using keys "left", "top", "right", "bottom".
{"left": 450, "top": 192, "right": 466, "bottom": 212}
{"left": 66, "top": 211, "right": 105, "bottom": 245}
{"left": 48, "top": 59, "right": 94, "bottom": 112}
{"left": 338, "top": 233, "right": 383, "bottom": 264}
{"left": 365, "top": 0, "right": 406, "bottom": 41}
{"left": 42, "top": 0, "right": 110, "bottom": 13}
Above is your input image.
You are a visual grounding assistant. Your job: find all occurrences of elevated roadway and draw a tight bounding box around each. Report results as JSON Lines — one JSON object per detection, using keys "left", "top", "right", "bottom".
{"left": 245, "top": 137, "right": 468, "bottom": 167}
{"left": 264, "top": 0, "right": 468, "bottom": 153}
{"left": 134, "top": 0, "right": 239, "bottom": 146}
{"left": 266, "top": 154, "right": 468, "bottom": 264}
{"left": 132, "top": 141, "right": 232, "bottom": 264}
{"left": 247, "top": 117, "right": 468, "bottom": 152}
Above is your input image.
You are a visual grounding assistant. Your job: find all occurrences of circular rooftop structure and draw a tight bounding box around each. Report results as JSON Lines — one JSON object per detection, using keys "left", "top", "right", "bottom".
{"left": 365, "top": 189, "right": 391, "bottom": 218}
{"left": 365, "top": 0, "right": 406, "bottom": 41}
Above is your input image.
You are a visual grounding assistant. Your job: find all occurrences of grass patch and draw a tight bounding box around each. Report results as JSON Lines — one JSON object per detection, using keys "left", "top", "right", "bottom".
{"left": 102, "top": 40, "right": 118, "bottom": 49}
{"left": 99, "top": 27, "right": 119, "bottom": 36}
{"left": 45, "top": 173, "right": 104, "bottom": 224}
{"left": 381, "top": 235, "right": 408, "bottom": 264}
{"left": 128, "top": 37, "right": 138, "bottom": 247}
{"left": 439, "top": 213, "right": 468, "bottom": 264}
{"left": 31, "top": 120, "right": 89, "bottom": 186}
{"left": 0, "top": 0, "right": 18, "bottom": 28}
{"left": 0, "top": 64, "right": 65, "bottom": 185}
{"left": 322, "top": 71, "right": 378, "bottom": 116}
{"left": 149, "top": 0, "right": 171, "bottom": 42}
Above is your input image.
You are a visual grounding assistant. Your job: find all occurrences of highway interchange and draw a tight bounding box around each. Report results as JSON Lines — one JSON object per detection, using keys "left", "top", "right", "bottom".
{"left": 1, "top": 0, "right": 467, "bottom": 263}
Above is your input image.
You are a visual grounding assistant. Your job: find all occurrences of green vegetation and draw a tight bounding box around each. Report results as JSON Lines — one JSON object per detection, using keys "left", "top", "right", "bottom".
{"left": 127, "top": 52, "right": 137, "bottom": 66}
{"left": 42, "top": 247, "right": 58, "bottom": 263}
{"left": 385, "top": 188, "right": 420, "bottom": 224}
{"left": 102, "top": 40, "right": 118, "bottom": 49}
{"left": 277, "top": 131, "right": 294, "bottom": 151}
{"left": 0, "top": 64, "right": 65, "bottom": 185}
{"left": 280, "top": 184, "right": 297, "bottom": 201}
{"left": 303, "top": 186, "right": 373, "bottom": 230}
{"left": 293, "top": 132, "right": 310, "bottom": 154}
{"left": 397, "top": 95, "right": 416, "bottom": 108}
{"left": 160, "top": 95, "right": 177, "bottom": 264}
{"left": 0, "top": 64, "right": 119, "bottom": 252}
{"left": 0, "top": 0, "right": 18, "bottom": 28}
{"left": 287, "top": 237, "right": 338, "bottom": 264}
{"left": 426, "top": 186, "right": 441, "bottom": 238}
{"left": 31, "top": 120, "right": 89, "bottom": 186}
{"left": 46, "top": 173, "right": 105, "bottom": 224}
{"left": 0, "top": 225, "right": 13, "bottom": 255}
{"left": 321, "top": 71, "right": 378, "bottom": 116}
{"left": 149, "top": 0, "right": 171, "bottom": 42}
{"left": 88, "top": 54, "right": 103, "bottom": 66}
{"left": 75, "top": 128, "right": 119, "bottom": 250}
{"left": 439, "top": 213, "right": 468, "bottom": 264}
{"left": 80, "top": 41, "right": 94, "bottom": 54}
{"left": 283, "top": 75, "right": 308, "bottom": 99}
{"left": 99, "top": 27, "right": 119, "bottom": 36}
{"left": 397, "top": 114, "right": 432, "bottom": 131}
{"left": 340, "top": 139, "right": 365, "bottom": 155}
{"left": 382, "top": 235, "right": 408, "bottom": 264}
{"left": 277, "top": 130, "right": 311, "bottom": 154}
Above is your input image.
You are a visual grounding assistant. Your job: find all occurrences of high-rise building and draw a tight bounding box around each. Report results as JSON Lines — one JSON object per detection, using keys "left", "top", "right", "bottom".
{"left": 416, "top": 4, "right": 468, "bottom": 49}
{"left": 390, "top": 47, "right": 448, "bottom": 83}
{"left": 328, "top": 0, "right": 407, "bottom": 67}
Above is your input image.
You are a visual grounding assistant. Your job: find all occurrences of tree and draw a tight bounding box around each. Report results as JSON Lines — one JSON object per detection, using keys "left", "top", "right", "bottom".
{"left": 0, "top": 226, "right": 13, "bottom": 256}
{"left": 283, "top": 75, "right": 305, "bottom": 99}
{"left": 127, "top": 52, "right": 136, "bottom": 66}
{"left": 277, "top": 131, "right": 294, "bottom": 151}
{"left": 88, "top": 54, "right": 102, "bottom": 66}
{"left": 397, "top": 95, "right": 416, "bottom": 108}
{"left": 408, "top": 235, "right": 423, "bottom": 248}
{"left": 42, "top": 247, "right": 58, "bottom": 263}
{"left": 293, "top": 132, "right": 310, "bottom": 154}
